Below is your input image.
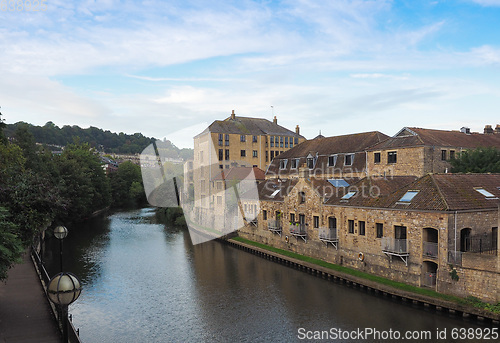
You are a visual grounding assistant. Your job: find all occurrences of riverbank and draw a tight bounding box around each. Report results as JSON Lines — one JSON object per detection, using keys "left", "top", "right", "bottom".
{"left": 226, "top": 236, "right": 500, "bottom": 324}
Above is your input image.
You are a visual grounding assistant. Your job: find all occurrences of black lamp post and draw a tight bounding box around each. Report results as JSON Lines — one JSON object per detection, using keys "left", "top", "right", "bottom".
{"left": 53, "top": 226, "right": 68, "bottom": 272}
{"left": 47, "top": 272, "right": 82, "bottom": 343}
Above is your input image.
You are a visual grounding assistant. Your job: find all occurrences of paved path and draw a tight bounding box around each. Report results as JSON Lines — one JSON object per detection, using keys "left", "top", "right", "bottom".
{"left": 0, "top": 252, "right": 61, "bottom": 343}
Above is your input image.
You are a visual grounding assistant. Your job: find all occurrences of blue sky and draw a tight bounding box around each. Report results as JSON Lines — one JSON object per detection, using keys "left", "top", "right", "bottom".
{"left": 1, "top": 0, "right": 500, "bottom": 148}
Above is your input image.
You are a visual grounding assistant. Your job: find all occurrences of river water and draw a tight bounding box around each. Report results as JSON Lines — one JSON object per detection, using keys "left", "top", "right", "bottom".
{"left": 42, "top": 208, "right": 491, "bottom": 342}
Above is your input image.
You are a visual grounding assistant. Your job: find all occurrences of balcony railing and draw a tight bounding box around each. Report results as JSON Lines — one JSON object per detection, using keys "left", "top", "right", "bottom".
{"left": 290, "top": 223, "right": 307, "bottom": 235}
{"left": 422, "top": 272, "right": 436, "bottom": 287}
{"left": 448, "top": 251, "right": 462, "bottom": 266}
{"left": 381, "top": 237, "right": 409, "bottom": 265}
{"left": 268, "top": 219, "right": 282, "bottom": 236}
{"left": 319, "top": 228, "right": 338, "bottom": 249}
{"left": 423, "top": 241, "right": 438, "bottom": 259}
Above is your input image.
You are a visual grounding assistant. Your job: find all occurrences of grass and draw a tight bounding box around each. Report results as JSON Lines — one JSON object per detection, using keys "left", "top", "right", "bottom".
{"left": 232, "top": 236, "right": 500, "bottom": 314}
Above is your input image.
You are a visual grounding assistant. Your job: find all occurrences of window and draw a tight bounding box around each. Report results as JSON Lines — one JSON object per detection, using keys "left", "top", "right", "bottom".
{"left": 225, "top": 134, "right": 229, "bottom": 146}
{"left": 341, "top": 191, "right": 356, "bottom": 200}
{"left": 200, "top": 151, "right": 204, "bottom": 163}
{"left": 240, "top": 135, "right": 246, "bottom": 142}
{"left": 290, "top": 213, "right": 295, "bottom": 223}
{"left": 328, "top": 217, "right": 337, "bottom": 229}
{"left": 299, "top": 191, "right": 306, "bottom": 204}
{"left": 275, "top": 136, "right": 279, "bottom": 147}
{"left": 279, "top": 159, "right": 288, "bottom": 169}
{"left": 307, "top": 157, "right": 315, "bottom": 169}
{"left": 219, "top": 164, "right": 223, "bottom": 169}
{"left": 450, "top": 150, "right": 455, "bottom": 159}
{"left": 441, "top": 150, "right": 447, "bottom": 161}
{"left": 200, "top": 180, "right": 206, "bottom": 192}
{"left": 399, "top": 190, "right": 419, "bottom": 202}
{"left": 291, "top": 158, "right": 299, "bottom": 169}
{"left": 263, "top": 210, "right": 267, "bottom": 220}
{"left": 270, "top": 151, "right": 275, "bottom": 160}
{"left": 376, "top": 223, "right": 383, "bottom": 238}
{"left": 285, "top": 137, "right": 288, "bottom": 148}
{"left": 270, "top": 136, "right": 274, "bottom": 147}
{"left": 241, "top": 150, "right": 246, "bottom": 157}
{"left": 218, "top": 134, "right": 223, "bottom": 146}
{"left": 348, "top": 220, "right": 354, "bottom": 234}
{"left": 253, "top": 135, "right": 258, "bottom": 143}
{"left": 474, "top": 187, "right": 497, "bottom": 198}
{"left": 275, "top": 151, "right": 279, "bottom": 156}
{"left": 280, "top": 136, "right": 284, "bottom": 147}
{"left": 290, "top": 140, "right": 294, "bottom": 148}
{"left": 253, "top": 150, "right": 258, "bottom": 158}
{"left": 294, "top": 137, "right": 298, "bottom": 145}
{"left": 374, "top": 152, "right": 381, "bottom": 163}
{"left": 218, "top": 149, "right": 223, "bottom": 161}
{"left": 328, "top": 155, "right": 337, "bottom": 167}
{"left": 359, "top": 221, "right": 365, "bottom": 236}
{"left": 217, "top": 182, "right": 223, "bottom": 190}
{"left": 313, "top": 216, "right": 319, "bottom": 228}
{"left": 265, "top": 151, "right": 269, "bottom": 162}
{"left": 225, "top": 165, "right": 229, "bottom": 169}
{"left": 345, "top": 154, "right": 354, "bottom": 166}
{"left": 217, "top": 196, "right": 222, "bottom": 205}
{"left": 387, "top": 151, "right": 397, "bottom": 163}
{"left": 225, "top": 149, "right": 230, "bottom": 160}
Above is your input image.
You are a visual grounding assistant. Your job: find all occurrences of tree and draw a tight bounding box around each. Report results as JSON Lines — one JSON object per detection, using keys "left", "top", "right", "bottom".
{"left": 109, "top": 161, "right": 146, "bottom": 208}
{"left": 0, "top": 207, "right": 24, "bottom": 281}
{"left": 0, "top": 108, "right": 7, "bottom": 145}
{"left": 450, "top": 147, "right": 500, "bottom": 173}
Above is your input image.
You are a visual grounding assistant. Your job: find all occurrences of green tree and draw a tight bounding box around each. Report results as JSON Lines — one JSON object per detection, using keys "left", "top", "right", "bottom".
{"left": 109, "top": 161, "right": 145, "bottom": 208}
{"left": 450, "top": 147, "right": 500, "bottom": 173}
{"left": 0, "top": 109, "right": 7, "bottom": 144}
{"left": 0, "top": 208, "right": 24, "bottom": 281}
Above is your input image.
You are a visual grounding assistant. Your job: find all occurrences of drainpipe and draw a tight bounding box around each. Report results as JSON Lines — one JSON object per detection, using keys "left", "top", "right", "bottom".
{"left": 454, "top": 211, "right": 457, "bottom": 259}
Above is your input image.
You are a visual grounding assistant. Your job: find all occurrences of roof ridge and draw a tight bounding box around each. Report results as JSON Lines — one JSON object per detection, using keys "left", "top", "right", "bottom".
{"left": 429, "top": 174, "right": 450, "bottom": 211}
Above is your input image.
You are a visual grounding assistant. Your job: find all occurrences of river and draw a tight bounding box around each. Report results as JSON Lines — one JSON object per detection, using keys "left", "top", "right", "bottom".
{"left": 42, "top": 208, "right": 491, "bottom": 342}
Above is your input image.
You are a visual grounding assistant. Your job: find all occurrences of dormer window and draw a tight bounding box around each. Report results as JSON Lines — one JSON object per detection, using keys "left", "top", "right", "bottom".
{"left": 279, "top": 159, "right": 288, "bottom": 169}
{"left": 399, "top": 190, "right": 419, "bottom": 202}
{"left": 344, "top": 154, "right": 354, "bottom": 166}
{"left": 328, "top": 155, "right": 337, "bottom": 167}
{"left": 306, "top": 153, "right": 317, "bottom": 169}
{"left": 291, "top": 158, "right": 299, "bottom": 169}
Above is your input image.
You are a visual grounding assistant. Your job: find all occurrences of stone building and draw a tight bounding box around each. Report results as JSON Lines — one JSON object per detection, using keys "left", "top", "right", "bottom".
{"left": 366, "top": 126, "right": 500, "bottom": 178}
{"left": 267, "top": 131, "right": 388, "bottom": 180}
{"left": 240, "top": 167, "right": 500, "bottom": 303}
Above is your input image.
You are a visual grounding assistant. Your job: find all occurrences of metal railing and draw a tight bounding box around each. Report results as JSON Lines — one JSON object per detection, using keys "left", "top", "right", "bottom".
{"left": 381, "top": 237, "right": 408, "bottom": 254}
{"left": 319, "top": 228, "right": 337, "bottom": 241}
{"left": 448, "top": 251, "right": 462, "bottom": 266}
{"left": 422, "top": 272, "right": 436, "bottom": 287}
{"left": 423, "top": 241, "right": 438, "bottom": 259}
{"left": 267, "top": 219, "right": 282, "bottom": 231}
{"left": 290, "top": 223, "right": 307, "bottom": 235}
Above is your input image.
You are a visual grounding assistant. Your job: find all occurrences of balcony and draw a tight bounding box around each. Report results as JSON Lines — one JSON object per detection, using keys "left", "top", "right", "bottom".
{"left": 318, "top": 228, "right": 338, "bottom": 249}
{"left": 268, "top": 219, "right": 282, "bottom": 237}
{"left": 422, "top": 272, "right": 436, "bottom": 287}
{"left": 290, "top": 223, "right": 307, "bottom": 242}
{"left": 448, "top": 251, "right": 462, "bottom": 266}
{"left": 381, "top": 237, "right": 409, "bottom": 266}
{"left": 423, "top": 242, "right": 438, "bottom": 259}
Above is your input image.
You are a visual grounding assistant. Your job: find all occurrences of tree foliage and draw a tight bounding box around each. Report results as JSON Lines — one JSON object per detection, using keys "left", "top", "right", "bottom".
{"left": 109, "top": 161, "right": 146, "bottom": 208}
{"left": 450, "top": 147, "right": 500, "bottom": 173}
{"left": 0, "top": 208, "right": 24, "bottom": 281}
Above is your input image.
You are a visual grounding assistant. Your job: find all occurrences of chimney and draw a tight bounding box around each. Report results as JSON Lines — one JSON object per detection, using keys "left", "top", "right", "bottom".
{"left": 273, "top": 116, "right": 277, "bottom": 125}
{"left": 231, "top": 110, "right": 235, "bottom": 120}
{"left": 298, "top": 163, "right": 309, "bottom": 179}
{"left": 484, "top": 125, "right": 494, "bottom": 135}
{"left": 495, "top": 124, "right": 500, "bottom": 134}
{"left": 295, "top": 125, "right": 300, "bottom": 135}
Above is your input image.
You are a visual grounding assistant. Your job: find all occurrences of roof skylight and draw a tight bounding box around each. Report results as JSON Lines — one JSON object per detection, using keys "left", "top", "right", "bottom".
{"left": 341, "top": 191, "right": 356, "bottom": 200}
{"left": 270, "top": 190, "right": 280, "bottom": 198}
{"left": 328, "top": 179, "right": 349, "bottom": 188}
{"left": 474, "top": 188, "right": 496, "bottom": 198}
{"left": 399, "top": 190, "right": 419, "bottom": 202}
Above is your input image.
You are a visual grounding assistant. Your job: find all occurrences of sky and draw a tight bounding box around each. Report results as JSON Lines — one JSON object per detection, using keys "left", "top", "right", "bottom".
{"left": 1, "top": 0, "right": 500, "bottom": 148}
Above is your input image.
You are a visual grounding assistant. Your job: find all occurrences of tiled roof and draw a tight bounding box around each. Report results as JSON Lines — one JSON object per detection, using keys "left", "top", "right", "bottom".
{"left": 326, "top": 174, "right": 500, "bottom": 211}
{"left": 212, "top": 167, "right": 265, "bottom": 182}
{"left": 201, "top": 116, "right": 304, "bottom": 138}
{"left": 267, "top": 131, "right": 388, "bottom": 177}
{"left": 369, "top": 127, "right": 500, "bottom": 150}
{"left": 245, "top": 178, "right": 298, "bottom": 202}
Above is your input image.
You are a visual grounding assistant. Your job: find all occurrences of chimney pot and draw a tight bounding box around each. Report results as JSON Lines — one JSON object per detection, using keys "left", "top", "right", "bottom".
{"left": 484, "top": 124, "right": 493, "bottom": 134}
{"left": 273, "top": 116, "right": 277, "bottom": 124}
{"left": 231, "top": 110, "right": 235, "bottom": 120}
{"left": 295, "top": 125, "right": 300, "bottom": 135}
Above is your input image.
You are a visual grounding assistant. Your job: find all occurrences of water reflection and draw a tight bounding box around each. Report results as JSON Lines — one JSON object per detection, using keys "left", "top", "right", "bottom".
{"left": 43, "top": 208, "right": 491, "bottom": 343}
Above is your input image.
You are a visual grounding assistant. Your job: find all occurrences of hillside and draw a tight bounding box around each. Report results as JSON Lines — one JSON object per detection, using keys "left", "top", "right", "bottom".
{"left": 5, "top": 121, "right": 193, "bottom": 159}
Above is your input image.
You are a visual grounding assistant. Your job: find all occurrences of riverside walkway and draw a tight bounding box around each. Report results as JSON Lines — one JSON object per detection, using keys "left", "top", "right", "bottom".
{"left": 0, "top": 252, "right": 61, "bottom": 343}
